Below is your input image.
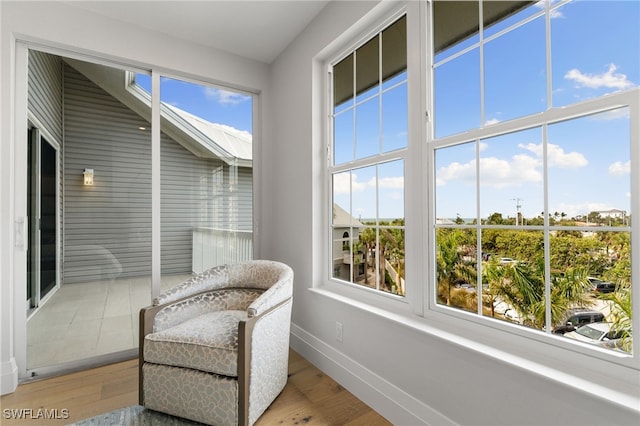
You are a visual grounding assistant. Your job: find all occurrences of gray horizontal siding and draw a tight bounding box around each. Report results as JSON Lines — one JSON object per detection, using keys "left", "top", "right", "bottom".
{"left": 28, "top": 50, "right": 64, "bottom": 289}
{"left": 160, "top": 136, "right": 252, "bottom": 274}
{"left": 63, "top": 62, "right": 252, "bottom": 282}
{"left": 28, "top": 50, "right": 63, "bottom": 143}
{"left": 63, "top": 63, "right": 152, "bottom": 283}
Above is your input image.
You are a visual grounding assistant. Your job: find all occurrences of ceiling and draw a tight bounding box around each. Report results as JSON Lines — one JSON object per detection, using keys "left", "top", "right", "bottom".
{"left": 64, "top": 1, "right": 331, "bottom": 64}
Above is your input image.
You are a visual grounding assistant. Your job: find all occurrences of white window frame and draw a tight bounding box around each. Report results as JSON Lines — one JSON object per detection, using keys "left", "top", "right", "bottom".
{"left": 318, "top": 0, "right": 639, "bottom": 408}
{"left": 426, "top": 0, "right": 639, "bottom": 369}
{"left": 326, "top": 6, "right": 414, "bottom": 305}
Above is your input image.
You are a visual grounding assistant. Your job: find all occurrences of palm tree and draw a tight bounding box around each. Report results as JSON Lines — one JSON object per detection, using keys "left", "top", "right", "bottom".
{"left": 497, "top": 261, "right": 545, "bottom": 327}
{"left": 359, "top": 228, "right": 376, "bottom": 285}
{"left": 489, "top": 260, "right": 592, "bottom": 329}
{"left": 599, "top": 284, "right": 632, "bottom": 353}
{"left": 436, "top": 229, "right": 476, "bottom": 306}
{"left": 482, "top": 260, "right": 507, "bottom": 317}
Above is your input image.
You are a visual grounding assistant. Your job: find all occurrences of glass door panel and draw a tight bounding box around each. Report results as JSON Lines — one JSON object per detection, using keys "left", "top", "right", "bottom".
{"left": 151, "top": 75, "right": 253, "bottom": 291}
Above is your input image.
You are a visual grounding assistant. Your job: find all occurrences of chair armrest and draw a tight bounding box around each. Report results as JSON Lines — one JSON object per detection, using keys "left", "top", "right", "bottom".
{"left": 147, "top": 288, "right": 264, "bottom": 334}
{"left": 247, "top": 270, "right": 293, "bottom": 317}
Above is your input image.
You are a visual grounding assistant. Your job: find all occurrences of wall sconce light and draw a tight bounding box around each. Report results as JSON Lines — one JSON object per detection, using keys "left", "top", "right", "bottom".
{"left": 83, "top": 168, "right": 94, "bottom": 186}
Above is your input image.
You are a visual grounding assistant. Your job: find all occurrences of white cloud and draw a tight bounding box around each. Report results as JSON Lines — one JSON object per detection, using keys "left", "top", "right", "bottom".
{"left": 332, "top": 173, "right": 353, "bottom": 195}
{"left": 333, "top": 172, "right": 403, "bottom": 194}
{"left": 437, "top": 143, "right": 587, "bottom": 189}
{"left": 485, "top": 118, "right": 500, "bottom": 126}
{"left": 609, "top": 160, "right": 630, "bottom": 176}
{"left": 519, "top": 143, "right": 588, "bottom": 168}
{"left": 378, "top": 176, "right": 404, "bottom": 189}
{"left": 437, "top": 160, "right": 476, "bottom": 186}
{"left": 564, "top": 64, "right": 634, "bottom": 90}
{"left": 535, "top": 0, "right": 565, "bottom": 18}
{"left": 479, "top": 155, "right": 542, "bottom": 188}
{"left": 204, "top": 87, "right": 251, "bottom": 105}
{"left": 436, "top": 154, "right": 542, "bottom": 189}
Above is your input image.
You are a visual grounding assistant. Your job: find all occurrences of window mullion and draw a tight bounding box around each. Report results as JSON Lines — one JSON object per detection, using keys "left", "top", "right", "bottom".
{"left": 542, "top": 123, "right": 551, "bottom": 334}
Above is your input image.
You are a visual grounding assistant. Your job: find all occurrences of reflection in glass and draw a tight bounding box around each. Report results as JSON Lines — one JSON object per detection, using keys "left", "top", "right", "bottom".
{"left": 484, "top": 16, "right": 546, "bottom": 123}
{"left": 548, "top": 108, "right": 630, "bottom": 227}
{"left": 479, "top": 127, "right": 543, "bottom": 226}
{"left": 434, "top": 48, "right": 481, "bottom": 138}
{"left": 551, "top": 0, "right": 639, "bottom": 107}
{"left": 27, "top": 53, "right": 155, "bottom": 370}
{"left": 159, "top": 77, "right": 253, "bottom": 279}
{"left": 435, "top": 142, "right": 477, "bottom": 222}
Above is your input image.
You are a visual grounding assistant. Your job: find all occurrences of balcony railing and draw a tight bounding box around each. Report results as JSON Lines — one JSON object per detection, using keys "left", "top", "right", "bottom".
{"left": 192, "top": 227, "right": 253, "bottom": 273}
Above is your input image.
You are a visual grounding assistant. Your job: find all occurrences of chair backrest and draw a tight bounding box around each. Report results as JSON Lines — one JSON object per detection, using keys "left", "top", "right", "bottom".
{"left": 154, "top": 260, "right": 292, "bottom": 307}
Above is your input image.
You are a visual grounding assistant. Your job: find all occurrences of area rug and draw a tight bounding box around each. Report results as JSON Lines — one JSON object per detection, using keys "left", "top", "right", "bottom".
{"left": 68, "top": 405, "right": 202, "bottom": 425}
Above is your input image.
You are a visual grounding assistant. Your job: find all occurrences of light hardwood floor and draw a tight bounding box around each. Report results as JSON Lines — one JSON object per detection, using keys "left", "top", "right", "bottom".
{"left": 1, "top": 350, "right": 391, "bottom": 425}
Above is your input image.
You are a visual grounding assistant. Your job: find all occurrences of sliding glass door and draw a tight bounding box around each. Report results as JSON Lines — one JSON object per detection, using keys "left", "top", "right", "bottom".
{"left": 24, "top": 48, "right": 254, "bottom": 375}
{"left": 27, "top": 127, "right": 59, "bottom": 311}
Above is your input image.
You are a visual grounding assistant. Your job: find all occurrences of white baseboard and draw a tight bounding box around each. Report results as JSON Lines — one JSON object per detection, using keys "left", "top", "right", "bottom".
{"left": 290, "top": 323, "right": 456, "bottom": 426}
{"left": 1, "top": 357, "right": 18, "bottom": 395}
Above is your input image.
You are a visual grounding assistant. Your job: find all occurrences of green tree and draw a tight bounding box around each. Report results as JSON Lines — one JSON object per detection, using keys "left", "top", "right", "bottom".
{"left": 359, "top": 227, "right": 376, "bottom": 284}
{"left": 482, "top": 259, "right": 507, "bottom": 318}
{"left": 436, "top": 229, "right": 476, "bottom": 306}
{"left": 486, "top": 212, "right": 505, "bottom": 225}
{"left": 489, "top": 261, "right": 592, "bottom": 328}
{"left": 599, "top": 284, "right": 632, "bottom": 353}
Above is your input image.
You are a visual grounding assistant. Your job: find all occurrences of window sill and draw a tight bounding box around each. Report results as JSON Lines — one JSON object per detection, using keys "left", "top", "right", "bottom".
{"left": 308, "top": 285, "right": 640, "bottom": 413}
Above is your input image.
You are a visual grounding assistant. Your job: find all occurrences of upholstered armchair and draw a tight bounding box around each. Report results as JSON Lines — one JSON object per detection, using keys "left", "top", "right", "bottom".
{"left": 139, "top": 260, "right": 294, "bottom": 426}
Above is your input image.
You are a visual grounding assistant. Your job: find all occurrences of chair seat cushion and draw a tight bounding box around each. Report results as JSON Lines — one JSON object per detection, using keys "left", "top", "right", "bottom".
{"left": 144, "top": 310, "right": 247, "bottom": 377}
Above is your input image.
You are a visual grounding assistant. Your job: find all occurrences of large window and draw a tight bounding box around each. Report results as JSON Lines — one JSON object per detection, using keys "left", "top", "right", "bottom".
{"left": 329, "top": 14, "right": 408, "bottom": 297}
{"left": 326, "top": 0, "right": 638, "bottom": 358}
{"left": 433, "top": 0, "right": 637, "bottom": 355}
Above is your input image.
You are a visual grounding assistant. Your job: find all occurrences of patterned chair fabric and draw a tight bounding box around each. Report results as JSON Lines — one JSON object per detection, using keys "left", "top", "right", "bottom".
{"left": 139, "top": 260, "right": 294, "bottom": 426}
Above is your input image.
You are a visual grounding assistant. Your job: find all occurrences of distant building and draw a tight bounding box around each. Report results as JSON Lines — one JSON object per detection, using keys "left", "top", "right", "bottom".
{"left": 597, "top": 209, "right": 627, "bottom": 219}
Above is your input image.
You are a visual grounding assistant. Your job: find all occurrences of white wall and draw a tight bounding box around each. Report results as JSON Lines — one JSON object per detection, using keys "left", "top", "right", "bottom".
{"left": 266, "top": 1, "right": 640, "bottom": 425}
{"left": 2, "top": 2, "right": 639, "bottom": 424}
{"left": 0, "top": 0, "right": 269, "bottom": 393}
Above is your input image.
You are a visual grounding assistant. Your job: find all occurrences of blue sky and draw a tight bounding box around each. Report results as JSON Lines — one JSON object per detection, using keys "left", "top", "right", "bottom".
{"left": 135, "top": 74, "right": 253, "bottom": 134}
{"left": 433, "top": 0, "right": 638, "bottom": 221}
{"left": 136, "top": 1, "right": 638, "bottom": 224}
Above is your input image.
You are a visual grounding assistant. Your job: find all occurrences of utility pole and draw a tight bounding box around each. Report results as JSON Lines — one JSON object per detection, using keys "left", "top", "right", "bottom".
{"left": 511, "top": 198, "right": 523, "bottom": 226}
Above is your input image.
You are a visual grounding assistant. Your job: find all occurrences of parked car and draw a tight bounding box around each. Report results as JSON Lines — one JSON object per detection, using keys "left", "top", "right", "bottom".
{"left": 563, "top": 322, "right": 623, "bottom": 348}
{"left": 552, "top": 309, "right": 605, "bottom": 334}
{"left": 595, "top": 282, "right": 616, "bottom": 294}
{"left": 586, "top": 276, "right": 603, "bottom": 288}
{"left": 453, "top": 281, "right": 476, "bottom": 292}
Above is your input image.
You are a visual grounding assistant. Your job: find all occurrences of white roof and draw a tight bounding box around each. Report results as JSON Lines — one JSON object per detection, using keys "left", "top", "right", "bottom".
{"left": 333, "top": 204, "right": 364, "bottom": 228}
{"left": 165, "top": 104, "right": 252, "bottom": 162}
